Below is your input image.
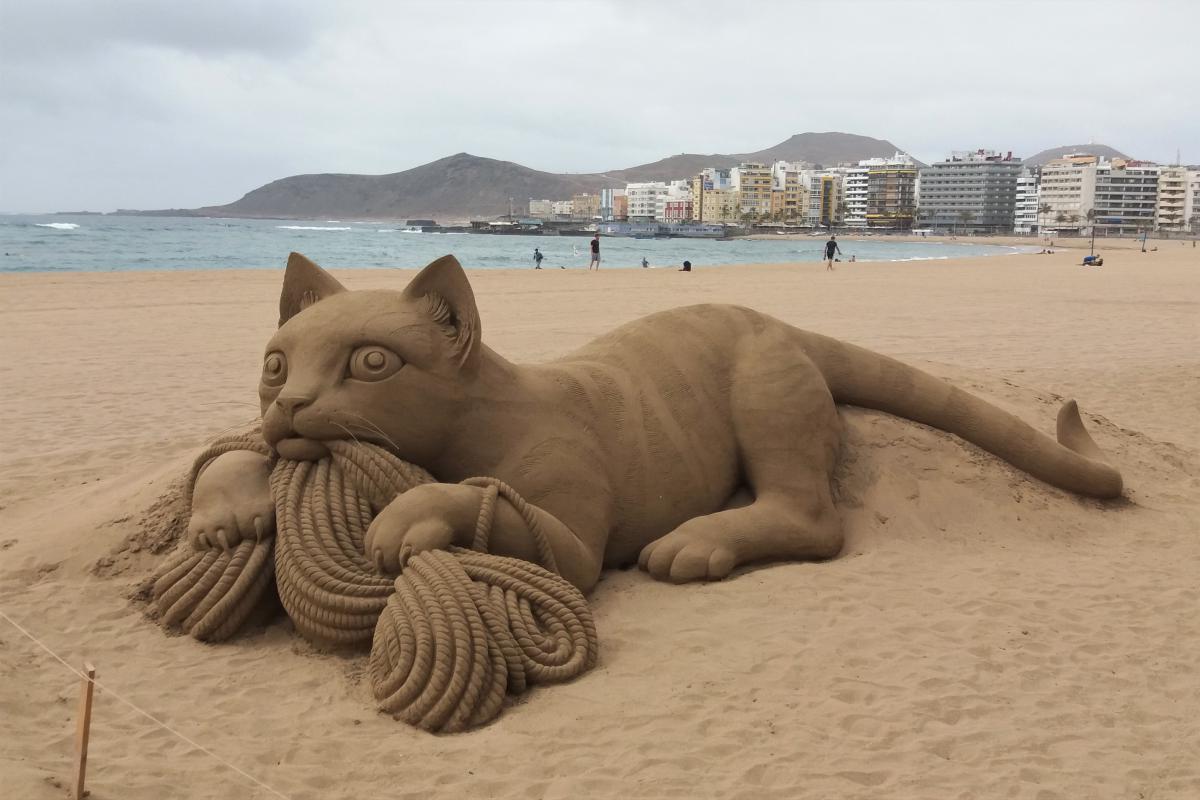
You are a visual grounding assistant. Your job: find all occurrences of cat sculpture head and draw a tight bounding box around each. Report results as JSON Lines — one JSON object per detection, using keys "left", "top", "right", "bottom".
{"left": 259, "top": 252, "right": 482, "bottom": 465}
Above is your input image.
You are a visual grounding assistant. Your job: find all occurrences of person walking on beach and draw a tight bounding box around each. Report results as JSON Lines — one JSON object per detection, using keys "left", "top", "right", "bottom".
{"left": 533, "top": 247, "right": 544, "bottom": 269}
{"left": 824, "top": 236, "right": 841, "bottom": 270}
{"left": 589, "top": 234, "right": 601, "bottom": 270}
{"left": 642, "top": 257, "right": 649, "bottom": 269}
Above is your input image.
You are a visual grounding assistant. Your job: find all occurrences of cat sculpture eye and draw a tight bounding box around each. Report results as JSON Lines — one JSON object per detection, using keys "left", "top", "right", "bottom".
{"left": 262, "top": 351, "right": 287, "bottom": 386}
{"left": 348, "top": 345, "right": 403, "bottom": 382}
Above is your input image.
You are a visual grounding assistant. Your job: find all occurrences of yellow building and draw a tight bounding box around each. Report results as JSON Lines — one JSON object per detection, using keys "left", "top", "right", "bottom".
{"left": 778, "top": 170, "right": 808, "bottom": 222}
{"left": 690, "top": 175, "right": 740, "bottom": 224}
{"left": 735, "top": 163, "right": 773, "bottom": 218}
{"left": 690, "top": 177, "right": 740, "bottom": 224}
{"left": 570, "top": 193, "right": 601, "bottom": 219}
{"left": 807, "top": 174, "right": 842, "bottom": 227}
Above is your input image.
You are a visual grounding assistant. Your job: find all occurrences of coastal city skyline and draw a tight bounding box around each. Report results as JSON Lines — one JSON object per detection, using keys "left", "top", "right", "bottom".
{"left": 3, "top": 0, "right": 1197, "bottom": 211}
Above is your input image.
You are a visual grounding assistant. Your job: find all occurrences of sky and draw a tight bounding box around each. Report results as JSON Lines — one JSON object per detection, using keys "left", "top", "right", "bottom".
{"left": 2, "top": 0, "right": 1196, "bottom": 212}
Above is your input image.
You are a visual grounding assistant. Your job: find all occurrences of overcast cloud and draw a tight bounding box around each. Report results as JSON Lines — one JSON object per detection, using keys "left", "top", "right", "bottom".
{"left": 1, "top": 0, "right": 1196, "bottom": 212}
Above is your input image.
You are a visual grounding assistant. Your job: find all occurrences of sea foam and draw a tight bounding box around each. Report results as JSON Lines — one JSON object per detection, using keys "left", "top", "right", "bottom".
{"left": 276, "top": 225, "right": 352, "bottom": 231}
{"left": 36, "top": 222, "right": 80, "bottom": 230}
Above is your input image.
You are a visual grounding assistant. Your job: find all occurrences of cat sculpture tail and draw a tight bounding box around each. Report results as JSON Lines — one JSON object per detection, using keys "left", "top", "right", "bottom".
{"left": 803, "top": 333, "right": 1123, "bottom": 499}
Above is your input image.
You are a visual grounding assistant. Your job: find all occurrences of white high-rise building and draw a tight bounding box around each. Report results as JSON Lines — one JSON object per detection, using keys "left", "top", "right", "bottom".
{"left": 840, "top": 166, "right": 869, "bottom": 229}
{"left": 1013, "top": 167, "right": 1041, "bottom": 234}
{"left": 1189, "top": 169, "right": 1200, "bottom": 233}
{"left": 1039, "top": 155, "right": 1098, "bottom": 233}
{"left": 1093, "top": 161, "right": 1159, "bottom": 236}
{"left": 1156, "top": 166, "right": 1189, "bottom": 232}
{"left": 625, "top": 182, "right": 670, "bottom": 222}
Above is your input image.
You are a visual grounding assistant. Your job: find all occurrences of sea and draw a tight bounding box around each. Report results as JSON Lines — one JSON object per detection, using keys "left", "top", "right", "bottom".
{"left": 0, "top": 214, "right": 1032, "bottom": 273}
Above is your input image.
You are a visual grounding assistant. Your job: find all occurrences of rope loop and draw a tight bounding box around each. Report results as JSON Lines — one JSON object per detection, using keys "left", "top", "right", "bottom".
{"left": 152, "top": 433, "right": 598, "bottom": 731}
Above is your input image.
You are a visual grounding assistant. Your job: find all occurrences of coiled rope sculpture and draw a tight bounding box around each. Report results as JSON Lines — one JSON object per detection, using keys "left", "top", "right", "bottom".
{"left": 152, "top": 433, "right": 598, "bottom": 732}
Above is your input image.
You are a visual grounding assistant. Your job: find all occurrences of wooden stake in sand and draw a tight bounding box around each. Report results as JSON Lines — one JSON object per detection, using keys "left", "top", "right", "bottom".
{"left": 73, "top": 662, "right": 96, "bottom": 800}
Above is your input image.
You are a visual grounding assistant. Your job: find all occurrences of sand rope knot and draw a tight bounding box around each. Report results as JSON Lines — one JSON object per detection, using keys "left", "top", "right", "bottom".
{"left": 152, "top": 433, "right": 597, "bottom": 731}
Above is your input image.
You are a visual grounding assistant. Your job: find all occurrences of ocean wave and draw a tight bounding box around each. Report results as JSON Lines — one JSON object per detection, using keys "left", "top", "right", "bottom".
{"left": 276, "top": 225, "right": 352, "bottom": 231}
{"left": 36, "top": 222, "right": 80, "bottom": 230}
{"left": 376, "top": 228, "right": 397, "bottom": 233}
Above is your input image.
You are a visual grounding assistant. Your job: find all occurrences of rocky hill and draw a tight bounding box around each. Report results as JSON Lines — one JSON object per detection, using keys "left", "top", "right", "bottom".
{"left": 194, "top": 153, "right": 616, "bottom": 220}
{"left": 606, "top": 132, "right": 918, "bottom": 183}
{"left": 159, "top": 132, "right": 917, "bottom": 220}
{"left": 1023, "top": 143, "right": 1129, "bottom": 167}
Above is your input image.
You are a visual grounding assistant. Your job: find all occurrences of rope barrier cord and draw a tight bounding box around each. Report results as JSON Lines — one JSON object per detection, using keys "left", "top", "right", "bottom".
{"left": 0, "top": 609, "right": 292, "bottom": 800}
{"left": 151, "top": 433, "right": 598, "bottom": 731}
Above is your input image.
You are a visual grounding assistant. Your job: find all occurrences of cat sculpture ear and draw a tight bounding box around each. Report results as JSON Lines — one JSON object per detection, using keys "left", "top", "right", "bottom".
{"left": 402, "top": 254, "right": 482, "bottom": 372}
{"left": 279, "top": 252, "right": 347, "bottom": 326}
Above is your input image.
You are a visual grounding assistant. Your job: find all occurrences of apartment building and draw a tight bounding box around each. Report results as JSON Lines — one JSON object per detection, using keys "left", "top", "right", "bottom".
{"left": 1190, "top": 169, "right": 1200, "bottom": 232}
{"left": 864, "top": 152, "right": 918, "bottom": 230}
{"left": 917, "top": 149, "right": 1022, "bottom": 233}
{"left": 839, "top": 165, "right": 869, "bottom": 228}
{"left": 1156, "top": 166, "right": 1189, "bottom": 232}
{"left": 612, "top": 193, "right": 628, "bottom": 220}
{"left": 1038, "top": 154, "right": 1099, "bottom": 233}
{"left": 770, "top": 161, "right": 810, "bottom": 221}
{"left": 662, "top": 199, "right": 693, "bottom": 223}
{"left": 690, "top": 175, "right": 741, "bottom": 224}
{"left": 806, "top": 173, "right": 842, "bottom": 228}
{"left": 732, "top": 162, "right": 773, "bottom": 217}
{"left": 690, "top": 173, "right": 740, "bottom": 224}
{"left": 529, "top": 199, "right": 555, "bottom": 218}
{"left": 552, "top": 199, "right": 574, "bottom": 217}
{"left": 1013, "top": 167, "right": 1041, "bottom": 233}
{"left": 1092, "top": 161, "right": 1159, "bottom": 235}
{"left": 570, "top": 193, "right": 601, "bottom": 219}
{"left": 625, "top": 182, "right": 670, "bottom": 222}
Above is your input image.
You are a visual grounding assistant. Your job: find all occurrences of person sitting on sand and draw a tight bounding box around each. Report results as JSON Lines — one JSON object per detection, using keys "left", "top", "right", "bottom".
{"left": 824, "top": 236, "right": 841, "bottom": 271}
{"left": 679, "top": 260, "right": 692, "bottom": 272}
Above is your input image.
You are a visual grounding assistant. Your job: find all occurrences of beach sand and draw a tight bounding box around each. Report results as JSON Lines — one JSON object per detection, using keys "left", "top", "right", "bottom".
{"left": 2, "top": 248, "right": 1198, "bottom": 799}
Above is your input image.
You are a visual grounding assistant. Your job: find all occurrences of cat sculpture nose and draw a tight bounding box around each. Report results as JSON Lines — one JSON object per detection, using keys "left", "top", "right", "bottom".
{"left": 275, "top": 394, "right": 311, "bottom": 418}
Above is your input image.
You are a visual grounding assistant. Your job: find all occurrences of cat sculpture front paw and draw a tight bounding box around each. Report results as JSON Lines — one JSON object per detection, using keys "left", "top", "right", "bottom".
{"left": 187, "top": 450, "right": 275, "bottom": 550}
{"left": 364, "top": 483, "right": 482, "bottom": 574}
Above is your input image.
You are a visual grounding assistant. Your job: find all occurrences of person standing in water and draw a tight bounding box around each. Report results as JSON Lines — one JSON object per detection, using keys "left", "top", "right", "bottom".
{"left": 533, "top": 247, "right": 544, "bottom": 269}
{"left": 824, "top": 236, "right": 841, "bottom": 271}
{"left": 589, "top": 233, "right": 601, "bottom": 270}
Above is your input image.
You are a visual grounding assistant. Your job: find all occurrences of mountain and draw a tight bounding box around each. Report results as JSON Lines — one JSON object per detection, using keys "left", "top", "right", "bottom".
{"left": 143, "top": 132, "right": 918, "bottom": 220}
{"left": 1023, "top": 143, "right": 1130, "bottom": 167}
{"left": 194, "top": 153, "right": 617, "bottom": 220}
{"left": 605, "top": 132, "right": 916, "bottom": 183}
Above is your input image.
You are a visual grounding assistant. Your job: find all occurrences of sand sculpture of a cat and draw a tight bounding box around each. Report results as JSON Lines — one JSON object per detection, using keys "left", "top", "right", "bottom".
{"left": 189, "top": 252, "right": 1123, "bottom": 596}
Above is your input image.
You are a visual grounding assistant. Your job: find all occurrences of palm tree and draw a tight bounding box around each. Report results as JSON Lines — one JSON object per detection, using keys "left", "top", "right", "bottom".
{"left": 1038, "top": 203, "right": 1052, "bottom": 235}
{"left": 956, "top": 210, "right": 974, "bottom": 234}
